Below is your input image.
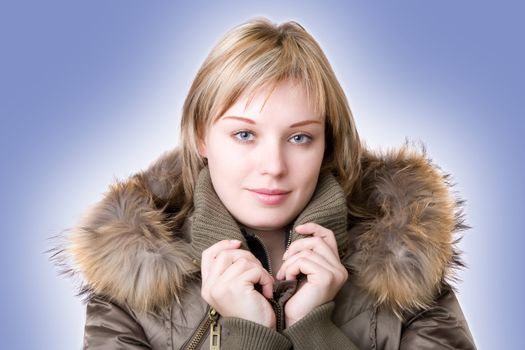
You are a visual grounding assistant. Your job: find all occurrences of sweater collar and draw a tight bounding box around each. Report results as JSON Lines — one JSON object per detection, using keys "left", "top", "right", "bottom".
{"left": 190, "top": 166, "right": 348, "bottom": 264}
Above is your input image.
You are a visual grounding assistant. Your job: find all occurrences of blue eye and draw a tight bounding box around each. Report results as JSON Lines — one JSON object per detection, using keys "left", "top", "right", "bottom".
{"left": 233, "top": 131, "right": 255, "bottom": 143}
{"left": 289, "top": 134, "right": 312, "bottom": 144}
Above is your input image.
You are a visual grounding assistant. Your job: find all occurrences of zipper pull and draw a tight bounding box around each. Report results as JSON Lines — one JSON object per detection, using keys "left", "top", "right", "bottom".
{"left": 209, "top": 308, "right": 221, "bottom": 350}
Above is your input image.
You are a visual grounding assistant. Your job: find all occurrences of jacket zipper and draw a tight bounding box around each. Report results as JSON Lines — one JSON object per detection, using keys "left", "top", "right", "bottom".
{"left": 183, "top": 306, "right": 220, "bottom": 350}
{"left": 252, "top": 228, "right": 293, "bottom": 332}
{"left": 183, "top": 228, "right": 293, "bottom": 349}
{"left": 252, "top": 233, "right": 274, "bottom": 275}
{"left": 252, "top": 228, "right": 293, "bottom": 277}
{"left": 285, "top": 227, "right": 293, "bottom": 253}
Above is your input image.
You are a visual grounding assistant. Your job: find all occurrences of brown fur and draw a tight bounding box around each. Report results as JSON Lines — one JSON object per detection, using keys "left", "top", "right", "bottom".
{"left": 50, "top": 144, "right": 467, "bottom": 316}
{"left": 346, "top": 145, "right": 467, "bottom": 318}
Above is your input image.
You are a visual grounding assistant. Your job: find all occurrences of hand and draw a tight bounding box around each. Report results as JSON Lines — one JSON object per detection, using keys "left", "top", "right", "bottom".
{"left": 276, "top": 223, "right": 348, "bottom": 328}
{"left": 201, "top": 240, "right": 276, "bottom": 328}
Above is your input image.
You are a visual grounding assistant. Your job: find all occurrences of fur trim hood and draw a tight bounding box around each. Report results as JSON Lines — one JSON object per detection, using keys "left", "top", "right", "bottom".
{"left": 51, "top": 145, "right": 468, "bottom": 318}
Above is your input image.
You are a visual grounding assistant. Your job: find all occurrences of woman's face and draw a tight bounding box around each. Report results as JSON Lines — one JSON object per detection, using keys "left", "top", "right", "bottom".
{"left": 199, "top": 79, "right": 325, "bottom": 231}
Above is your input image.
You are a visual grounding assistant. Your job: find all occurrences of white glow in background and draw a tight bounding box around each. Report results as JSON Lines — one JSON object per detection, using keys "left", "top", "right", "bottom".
{"left": 1, "top": 1, "right": 523, "bottom": 349}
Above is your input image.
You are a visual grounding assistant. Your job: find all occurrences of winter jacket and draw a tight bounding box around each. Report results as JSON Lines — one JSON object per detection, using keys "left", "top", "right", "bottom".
{"left": 53, "top": 146, "right": 477, "bottom": 349}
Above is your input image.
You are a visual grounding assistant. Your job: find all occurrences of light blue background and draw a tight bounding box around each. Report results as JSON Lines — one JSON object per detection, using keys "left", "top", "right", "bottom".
{"left": 1, "top": 1, "right": 523, "bottom": 349}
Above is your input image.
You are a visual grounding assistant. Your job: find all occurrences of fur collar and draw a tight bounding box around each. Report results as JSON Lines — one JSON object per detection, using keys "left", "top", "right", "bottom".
{"left": 51, "top": 145, "right": 467, "bottom": 318}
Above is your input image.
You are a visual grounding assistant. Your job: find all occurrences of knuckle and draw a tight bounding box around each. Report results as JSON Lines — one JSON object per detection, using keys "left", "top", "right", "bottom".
{"left": 312, "top": 236, "right": 323, "bottom": 245}
{"left": 334, "top": 268, "right": 348, "bottom": 283}
{"left": 216, "top": 251, "right": 230, "bottom": 263}
{"left": 297, "top": 257, "right": 308, "bottom": 265}
{"left": 333, "top": 272, "right": 344, "bottom": 284}
{"left": 247, "top": 266, "right": 259, "bottom": 275}
{"left": 302, "top": 250, "right": 313, "bottom": 257}
{"left": 318, "top": 224, "right": 332, "bottom": 233}
{"left": 239, "top": 251, "right": 259, "bottom": 263}
{"left": 236, "top": 257, "right": 250, "bottom": 268}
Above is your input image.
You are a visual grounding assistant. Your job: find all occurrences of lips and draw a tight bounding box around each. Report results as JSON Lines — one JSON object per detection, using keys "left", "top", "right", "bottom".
{"left": 248, "top": 188, "right": 291, "bottom": 205}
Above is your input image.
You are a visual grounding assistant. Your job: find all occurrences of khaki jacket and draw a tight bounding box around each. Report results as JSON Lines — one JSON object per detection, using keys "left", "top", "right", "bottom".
{"left": 53, "top": 146, "right": 476, "bottom": 349}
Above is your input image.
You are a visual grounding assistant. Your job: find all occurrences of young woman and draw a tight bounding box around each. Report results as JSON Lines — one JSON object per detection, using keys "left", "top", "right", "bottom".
{"left": 54, "top": 18, "right": 476, "bottom": 349}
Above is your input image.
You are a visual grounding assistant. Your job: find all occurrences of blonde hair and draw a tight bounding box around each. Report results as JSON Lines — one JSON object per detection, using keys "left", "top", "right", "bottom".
{"left": 176, "top": 17, "right": 362, "bottom": 225}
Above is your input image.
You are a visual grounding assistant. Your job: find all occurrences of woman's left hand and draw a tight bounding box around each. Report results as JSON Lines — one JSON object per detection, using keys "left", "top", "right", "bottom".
{"left": 276, "top": 223, "right": 348, "bottom": 328}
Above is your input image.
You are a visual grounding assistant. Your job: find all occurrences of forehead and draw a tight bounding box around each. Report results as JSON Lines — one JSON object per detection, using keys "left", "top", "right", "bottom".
{"left": 216, "top": 79, "right": 322, "bottom": 123}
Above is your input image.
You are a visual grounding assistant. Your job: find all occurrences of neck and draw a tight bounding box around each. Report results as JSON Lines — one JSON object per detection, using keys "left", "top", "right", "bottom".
{"left": 243, "top": 226, "right": 288, "bottom": 277}
{"left": 243, "top": 226, "right": 286, "bottom": 236}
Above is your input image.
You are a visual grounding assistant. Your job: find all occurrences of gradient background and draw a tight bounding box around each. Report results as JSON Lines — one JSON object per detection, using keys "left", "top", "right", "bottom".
{"left": 1, "top": 1, "right": 523, "bottom": 349}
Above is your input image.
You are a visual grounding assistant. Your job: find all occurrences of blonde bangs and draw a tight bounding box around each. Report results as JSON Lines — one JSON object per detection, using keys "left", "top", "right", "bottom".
{"left": 202, "top": 18, "right": 327, "bottom": 124}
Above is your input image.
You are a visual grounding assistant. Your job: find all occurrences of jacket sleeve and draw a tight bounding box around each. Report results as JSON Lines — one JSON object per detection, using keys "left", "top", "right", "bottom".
{"left": 400, "top": 286, "right": 477, "bottom": 349}
{"left": 282, "top": 302, "right": 360, "bottom": 350}
{"left": 83, "top": 295, "right": 151, "bottom": 350}
{"left": 220, "top": 317, "right": 292, "bottom": 350}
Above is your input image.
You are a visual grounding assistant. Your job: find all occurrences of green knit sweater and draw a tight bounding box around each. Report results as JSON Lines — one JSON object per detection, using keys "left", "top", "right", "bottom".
{"left": 188, "top": 166, "right": 359, "bottom": 349}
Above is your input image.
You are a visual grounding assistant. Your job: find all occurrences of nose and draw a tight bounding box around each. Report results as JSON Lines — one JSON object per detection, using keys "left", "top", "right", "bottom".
{"left": 258, "top": 140, "right": 287, "bottom": 177}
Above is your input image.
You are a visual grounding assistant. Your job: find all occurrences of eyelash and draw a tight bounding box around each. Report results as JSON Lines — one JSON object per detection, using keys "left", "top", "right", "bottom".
{"left": 289, "top": 134, "right": 312, "bottom": 144}
{"left": 233, "top": 130, "right": 255, "bottom": 143}
{"left": 232, "top": 130, "right": 313, "bottom": 145}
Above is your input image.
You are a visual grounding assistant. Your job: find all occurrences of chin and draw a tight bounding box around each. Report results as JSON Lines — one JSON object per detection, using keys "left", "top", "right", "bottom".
{"left": 239, "top": 214, "right": 293, "bottom": 231}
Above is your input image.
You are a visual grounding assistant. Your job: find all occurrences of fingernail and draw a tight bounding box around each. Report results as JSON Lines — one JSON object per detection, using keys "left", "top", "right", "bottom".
{"left": 230, "top": 240, "right": 241, "bottom": 244}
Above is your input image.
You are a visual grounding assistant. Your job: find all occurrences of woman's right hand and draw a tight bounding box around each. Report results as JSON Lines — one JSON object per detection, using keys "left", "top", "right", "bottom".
{"left": 201, "top": 240, "right": 276, "bottom": 328}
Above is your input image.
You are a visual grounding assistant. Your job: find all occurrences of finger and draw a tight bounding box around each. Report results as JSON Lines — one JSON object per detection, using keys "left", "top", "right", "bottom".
{"left": 283, "top": 236, "right": 340, "bottom": 267}
{"left": 201, "top": 240, "right": 241, "bottom": 280}
{"left": 280, "top": 255, "right": 328, "bottom": 282}
{"left": 293, "top": 223, "right": 338, "bottom": 256}
{"left": 205, "top": 258, "right": 260, "bottom": 302}
{"left": 238, "top": 266, "right": 275, "bottom": 299}
{"left": 219, "top": 258, "right": 274, "bottom": 299}
{"left": 216, "top": 249, "right": 263, "bottom": 270}
{"left": 218, "top": 257, "right": 267, "bottom": 283}
{"left": 206, "top": 249, "right": 262, "bottom": 285}
{"left": 277, "top": 249, "right": 332, "bottom": 280}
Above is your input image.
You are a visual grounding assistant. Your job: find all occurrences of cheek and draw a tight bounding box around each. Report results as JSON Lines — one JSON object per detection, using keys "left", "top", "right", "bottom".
{"left": 206, "top": 137, "right": 250, "bottom": 177}
{"left": 290, "top": 148, "right": 324, "bottom": 187}
{"left": 208, "top": 150, "right": 236, "bottom": 177}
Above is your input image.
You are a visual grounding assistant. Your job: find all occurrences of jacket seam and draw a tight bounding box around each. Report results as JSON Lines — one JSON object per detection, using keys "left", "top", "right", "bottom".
{"left": 370, "top": 306, "right": 377, "bottom": 350}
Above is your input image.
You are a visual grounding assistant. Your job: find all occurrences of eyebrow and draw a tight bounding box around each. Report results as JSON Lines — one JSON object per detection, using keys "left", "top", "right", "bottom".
{"left": 222, "top": 116, "right": 322, "bottom": 128}
{"left": 289, "top": 120, "right": 322, "bottom": 128}
{"left": 222, "top": 116, "right": 256, "bottom": 124}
